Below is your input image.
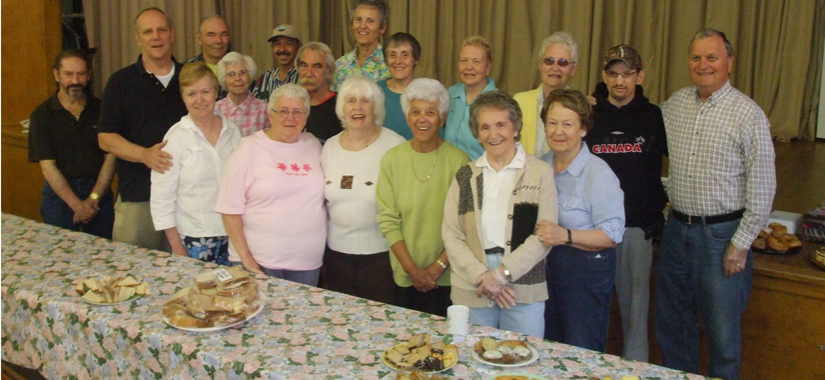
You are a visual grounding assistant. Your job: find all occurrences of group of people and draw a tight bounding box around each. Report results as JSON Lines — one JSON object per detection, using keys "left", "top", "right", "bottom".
{"left": 28, "top": 1, "right": 775, "bottom": 379}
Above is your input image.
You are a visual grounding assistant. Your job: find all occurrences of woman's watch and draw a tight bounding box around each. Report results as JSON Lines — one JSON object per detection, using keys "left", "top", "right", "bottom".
{"left": 565, "top": 229, "right": 573, "bottom": 245}
{"left": 501, "top": 265, "right": 513, "bottom": 282}
{"left": 436, "top": 259, "right": 448, "bottom": 269}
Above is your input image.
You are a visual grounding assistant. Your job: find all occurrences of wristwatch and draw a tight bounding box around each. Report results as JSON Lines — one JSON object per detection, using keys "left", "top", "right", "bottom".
{"left": 501, "top": 265, "right": 513, "bottom": 282}
{"left": 565, "top": 229, "right": 573, "bottom": 245}
{"left": 89, "top": 192, "right": 100, "bottom": 201}
{"left": 436, "top": 259, "right": 448, "bottom": 269}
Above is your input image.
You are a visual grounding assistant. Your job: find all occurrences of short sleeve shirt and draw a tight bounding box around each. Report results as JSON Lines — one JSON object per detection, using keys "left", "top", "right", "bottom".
{"left": 28, "top": 95, "right": 104, "bottom": 180}
{"left": 97, "top": 55, "right": 188, "bottom": 202}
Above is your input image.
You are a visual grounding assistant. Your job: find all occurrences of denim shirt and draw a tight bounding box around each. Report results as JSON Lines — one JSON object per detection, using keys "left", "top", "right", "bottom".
{"left": 541, "top": 142, "right": 625, "bottom": 243}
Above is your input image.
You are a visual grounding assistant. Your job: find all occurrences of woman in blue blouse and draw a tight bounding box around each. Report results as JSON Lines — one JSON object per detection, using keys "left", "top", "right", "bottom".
{"left": 536, "top": 89, "right": 625, "bottom": 351}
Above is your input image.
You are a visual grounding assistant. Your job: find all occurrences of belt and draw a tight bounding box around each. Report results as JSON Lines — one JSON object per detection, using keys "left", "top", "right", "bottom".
{"left": 672, "top": 209, "right": 744, "bottom": 225}
{"left": 484, "top": 247, "right": 505, "bottom": 255}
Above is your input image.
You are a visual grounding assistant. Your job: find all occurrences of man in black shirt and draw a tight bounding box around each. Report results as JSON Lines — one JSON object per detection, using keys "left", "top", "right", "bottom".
{"left": 585, "top": 44, "right": 667, "bottom": 362}
{"left": 29, "top": 49, "right": 115, "bottom": 238}
{"left": 97, "top": 7, "right": 187, "bottom": 250}
{"left": 296, "top": 42, "right": 342, "bottom": 144}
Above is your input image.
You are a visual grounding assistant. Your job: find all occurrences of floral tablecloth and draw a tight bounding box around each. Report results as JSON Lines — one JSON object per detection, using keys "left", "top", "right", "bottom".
{"left": 1, "top": 214, "right": 704, "bottom": 379}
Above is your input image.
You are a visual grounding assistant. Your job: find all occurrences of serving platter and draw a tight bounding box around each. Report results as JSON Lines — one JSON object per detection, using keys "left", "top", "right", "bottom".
{"left": 163, "top": 298, "right": 264, "bottom": 332}
{"left": 472, "top": 341, "right": 539, "bottom": 368}
{"left": 381, "top": 343, "right": 457, "bottom": 374}
{"left": 81, "top": 293, "right": 142, "bottom": 306}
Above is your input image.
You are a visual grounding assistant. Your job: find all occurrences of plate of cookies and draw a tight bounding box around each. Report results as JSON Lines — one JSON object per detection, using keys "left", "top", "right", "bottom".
{"left": 752, "top": 222, "right": 802, "bottom": 255}
{"left": 472, "top": 337, "right": 538, "bottom": 368}
{"left": 383, "top": 334, "right": 459, "bottom": 373}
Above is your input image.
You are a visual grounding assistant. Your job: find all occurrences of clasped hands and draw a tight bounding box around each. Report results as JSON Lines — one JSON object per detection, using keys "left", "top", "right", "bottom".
{"left": 409, "top": 262, "right": 446, "bottom": 293}
{"left": 475, "top": 267, "right": 516, "bottom": 309}
{"left": 71, "top": 197, "right": 100, "bottom": 224}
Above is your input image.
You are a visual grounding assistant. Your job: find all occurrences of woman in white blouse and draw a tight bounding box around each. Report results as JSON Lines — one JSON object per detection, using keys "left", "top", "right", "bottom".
{"left": 321, "top": 76, "right": 405, "bottom": 303}
{"left": 150, "top": 62, "right": 241, "bottom": 264}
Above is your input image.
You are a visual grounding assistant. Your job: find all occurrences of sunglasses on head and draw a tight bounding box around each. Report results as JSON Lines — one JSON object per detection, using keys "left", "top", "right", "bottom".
{"left": 542, "top": 57, "right": 574, "bottom": 67}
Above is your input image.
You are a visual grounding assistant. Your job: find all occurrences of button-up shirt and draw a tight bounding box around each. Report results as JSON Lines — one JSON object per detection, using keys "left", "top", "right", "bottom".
{"left": 333, "top": 44, "right": 390, "bottom": 91}
{"left": 252, "top": 66, "right": 299, "bottom": 101}
{"left": 477, "top": 143, "right": 526, "bottom": 249}
{"left": 662, "top": 80, "right": 776, "bottom": 249}
{"left": 445, "top": 78, "right": 498, "bottom": 160}
{"left": 215, "top": 92, "right": 270, "bottom": 136}
{"left": 541, "top": 142, "right": 625, "bottom": 244}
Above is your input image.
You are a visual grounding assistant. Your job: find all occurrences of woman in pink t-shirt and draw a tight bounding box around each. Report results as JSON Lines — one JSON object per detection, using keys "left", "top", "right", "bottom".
{"left": 216, "top": 84, "right": 326, "bottom": 286}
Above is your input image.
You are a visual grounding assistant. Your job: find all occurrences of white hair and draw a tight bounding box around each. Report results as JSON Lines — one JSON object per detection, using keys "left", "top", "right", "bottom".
{"left": 537, "top": 31, "right": 579, "bottom": 64}
{"left": 400, "top": 78, "right": 450, "bottom": 118}
{"left": 335, "top": 76, "right": 386, "bottom": 127}
{"left": 216, "top": 52, "right": 258, "bottom": 90}
{"left": 269, "top": 84, "right": 311, "bottom": 117}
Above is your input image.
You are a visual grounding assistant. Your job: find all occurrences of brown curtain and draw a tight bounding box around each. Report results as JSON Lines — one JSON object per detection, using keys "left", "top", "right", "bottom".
{"left": 84, "top": 0, "right": 824, "bottom": 140}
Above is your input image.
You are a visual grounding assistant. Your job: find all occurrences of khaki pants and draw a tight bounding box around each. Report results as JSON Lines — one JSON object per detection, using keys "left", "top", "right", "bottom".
{"left": 112, "top": 196, "right": 166, "bottom": 251}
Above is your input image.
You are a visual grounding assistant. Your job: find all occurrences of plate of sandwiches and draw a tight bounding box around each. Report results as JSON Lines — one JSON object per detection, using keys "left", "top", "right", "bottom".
{"left": 162, "top": 267, "right": 263, "bottom": 332}
{"left": 383, "top": 333, "right": 459, "bottom": 373}
{"left": 76, "top": 275, "right": 150, "bottom": 305}
{"left": 472, "top": 337, "right": 538, "bottom": 368}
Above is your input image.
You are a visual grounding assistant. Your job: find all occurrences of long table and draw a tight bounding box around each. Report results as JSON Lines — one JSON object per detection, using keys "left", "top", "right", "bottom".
{"left": 1, "top": 214, "right": 703, "bottom": 379}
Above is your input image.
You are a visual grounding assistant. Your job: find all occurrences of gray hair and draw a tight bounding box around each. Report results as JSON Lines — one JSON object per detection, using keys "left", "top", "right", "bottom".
{"left": 401, "top": 78, "right": 450, "bottom": 119}
{"left": 537, "top": 31, "right": 579, "bottom": 64}
{"left": 335, "top": 76, "right": 386, "bottom": 127}
{"left": 352, "top": 0, "right": 389, "bottom": 27}
{"left": 296, "top": 42, "right": 336, "bottom": 84}
{"left": 216, "top": 52, "right": 257, "bottom": 90}
{"left": 269, "top": 83, "right": 311, "bottom": 117}
{"left": 468, "top": 90, "right": 523, "bottom": 140}
{"left": 691, "top": 28, "right": 734, "bottom": 57}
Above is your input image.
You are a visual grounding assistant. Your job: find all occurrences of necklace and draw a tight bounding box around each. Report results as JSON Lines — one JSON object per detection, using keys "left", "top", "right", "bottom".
{"left": 410, "top": 143, "right": 440, "bottom": 182}
{"left": 342, "top": 128, "right": 380, "bottom": 151}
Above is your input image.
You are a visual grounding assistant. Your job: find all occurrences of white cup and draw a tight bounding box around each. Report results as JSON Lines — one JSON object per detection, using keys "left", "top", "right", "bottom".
{"left": 447, "top": 305, "right": 470, "bottom": 336}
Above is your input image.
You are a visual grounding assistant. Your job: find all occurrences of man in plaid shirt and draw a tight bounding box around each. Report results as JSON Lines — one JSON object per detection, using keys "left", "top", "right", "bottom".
{"left": 654, "top": 28, "right": 776, "bottom": 380}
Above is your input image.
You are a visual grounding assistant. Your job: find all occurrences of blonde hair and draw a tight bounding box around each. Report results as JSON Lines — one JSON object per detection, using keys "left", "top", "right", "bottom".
{"left": 179, "top": 62, "right": 219, "bottom": 94}
{"left": 461, "top": 35, "right": 493, "bottom": 63}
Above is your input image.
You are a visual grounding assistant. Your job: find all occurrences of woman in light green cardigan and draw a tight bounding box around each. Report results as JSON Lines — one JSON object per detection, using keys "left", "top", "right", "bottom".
{"left": 377, "top": 78, "right": 469, "bottom": 317}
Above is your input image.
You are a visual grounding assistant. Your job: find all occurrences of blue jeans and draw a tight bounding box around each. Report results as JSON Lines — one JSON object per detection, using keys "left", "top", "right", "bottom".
{"left": 40, "top": 179, "right": 113, "bottom": 239}
{"left": 469, "top": 254, "right": 545, "bottom": 338}
{"left": 545, "top": 245, "right": 616, "bottom": 351}
{"left": 654, "top": 212, "right": 752, "bottom": 379}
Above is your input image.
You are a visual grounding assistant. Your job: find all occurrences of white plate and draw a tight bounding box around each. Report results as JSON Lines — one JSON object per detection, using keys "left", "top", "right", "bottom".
{"left": 80, "top": 293, "right": 142, "bottom": 306}
{"left": 472, "top": 341, "right": 539, "bottom": 368}
{"left": 163, "top": 298, "right": 265, "bottom": 332}
{"left": 382, "top": 343, "right": 458, "bottom": 374}
{"left": 484, "top": 373, "right": 549, "bottom": 380}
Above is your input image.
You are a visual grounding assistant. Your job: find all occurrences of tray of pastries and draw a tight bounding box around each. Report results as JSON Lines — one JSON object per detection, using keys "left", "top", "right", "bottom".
{"left": 162, "top": 267, "right": 263, "bottom": 331}
{"left": 383, "top": 333, "right": 458, "bottom": 373}
{"left": 76, "top": 275, "right": 150, "bottom": 305}
{"left": 752, "top": 223, "right": 802, "bottom": 255}
{"left": 472, "top": 337, "right": 538, "bottom": 367}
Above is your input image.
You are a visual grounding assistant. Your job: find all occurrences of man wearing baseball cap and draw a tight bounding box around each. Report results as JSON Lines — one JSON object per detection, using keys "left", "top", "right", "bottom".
{"left": 584, "top": 44, "right": 667, "bottom": 363}
{"left": 253, "top": 24, "right": 301, "bottom": 101}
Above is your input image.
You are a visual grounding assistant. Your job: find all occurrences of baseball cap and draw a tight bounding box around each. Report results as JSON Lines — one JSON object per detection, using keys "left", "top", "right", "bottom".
{"left": 268, "top": 24, "right": 300, "bottom": 43}
{"left": 602, "top": 44, "right": 642, "bottom": 71}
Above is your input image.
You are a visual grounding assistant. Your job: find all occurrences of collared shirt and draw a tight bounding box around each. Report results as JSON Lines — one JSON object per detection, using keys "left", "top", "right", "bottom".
{"left": 541, "top": 142, "right": 625, "bottom": 244}
{"left": 477, "top": 143, "right": 527, "bottom": 249}
{"left": 662, "top": 80, "right": 776, "bottom": 249}
{"left": 252, "top": 66, "right": 299, "bottom": 101}
{"left": 97, "top": 55, "right": 188, "bottom": 202}
{"left": 150, "top": 115, "right": 241, "bottom": 237}
{"left": 534, "top": 88, "right": 548, "bottom": 156}
{"left": 444, "top": 78, "right": 498, "bottom": 160}
{"left": 215, "top": 92, "right": 270, "bottom": 136}
{"left": 333, "top": 44, "right": 390, "bottom": 91}
{"left": 29, "top": 94, "right": 105, "bottom": 180}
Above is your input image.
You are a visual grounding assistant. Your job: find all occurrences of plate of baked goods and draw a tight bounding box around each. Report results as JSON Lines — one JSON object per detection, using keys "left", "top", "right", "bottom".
{"left": 162, "top": 267, "right": 263, "bottom": 331}
{"left": 483, "top": 373, "right": 549, "bottom": 380}
{"left": 752, "top": 222, "right": 803, "bottom": 255}
{"left": 76, "top": 275, "right": 150, "bottom": 305}
{"left": 472, "top": 337, "right": 538, "bottom": 367}
{"left": 383, "top": 333, "right": 459, "bottom": 373}
{"left": 811, "top": 246, "right": 825, "bottom": 270}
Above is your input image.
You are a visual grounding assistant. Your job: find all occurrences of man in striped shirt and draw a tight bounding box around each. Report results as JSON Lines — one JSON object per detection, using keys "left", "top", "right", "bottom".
{"left": 654, "top": 28, "right": 776, "bottom": 380}
{"left": 252, "top": 24, "right": 301, "bottom": 101}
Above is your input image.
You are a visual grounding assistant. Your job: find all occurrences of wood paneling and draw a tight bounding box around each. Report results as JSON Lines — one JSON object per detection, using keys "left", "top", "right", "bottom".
{"left": 1, "top": 124, "right": 43, "bottom": 221}
{"left": 1, "top": 0, "right": 61, "bottom": 125}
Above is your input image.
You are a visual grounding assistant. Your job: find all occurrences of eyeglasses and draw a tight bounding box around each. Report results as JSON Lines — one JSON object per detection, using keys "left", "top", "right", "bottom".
{"left": 541, "top": 57, "right": 575, "bottom": 67}
{"left": 604, "top": 70, "right": 637, "bottom": 79}
{"left": 270, "top": 108, "right": 307, "bottom": 119}
{"left": 226, "top": 69, "right": 249, "bottom": 78}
